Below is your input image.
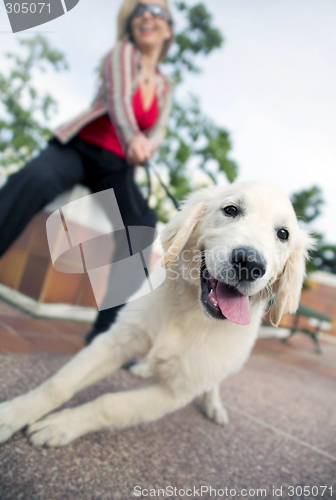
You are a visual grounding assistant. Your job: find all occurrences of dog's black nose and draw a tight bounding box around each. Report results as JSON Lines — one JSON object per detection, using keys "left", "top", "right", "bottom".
{"left": 232, "top": 247, "right": 266, "bottom": 282}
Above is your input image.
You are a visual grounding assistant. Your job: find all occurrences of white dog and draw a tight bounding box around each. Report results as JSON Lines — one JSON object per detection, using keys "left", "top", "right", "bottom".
{"left": 0, "top": 181, "right": 313, "bottom": 447}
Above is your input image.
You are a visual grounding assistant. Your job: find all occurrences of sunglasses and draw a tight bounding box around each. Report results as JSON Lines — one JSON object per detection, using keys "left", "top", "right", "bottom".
{"left": 132, "top": 3, "right": 171, "bottom": 23}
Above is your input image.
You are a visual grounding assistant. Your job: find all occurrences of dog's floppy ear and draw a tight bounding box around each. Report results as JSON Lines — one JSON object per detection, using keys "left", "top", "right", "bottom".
{"left": 270, "top": 230, "right": 315, "bottom": 326}
{"left": 163, "top": 201, "right": 206, "bottom": 269}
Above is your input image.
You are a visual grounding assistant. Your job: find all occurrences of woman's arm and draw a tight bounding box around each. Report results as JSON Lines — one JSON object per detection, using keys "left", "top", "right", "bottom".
{"left": 103, "top": 41, "right": 142, "bottom": 152}
{"left": 145, "top": 80, "right": 173, "bottom": 152}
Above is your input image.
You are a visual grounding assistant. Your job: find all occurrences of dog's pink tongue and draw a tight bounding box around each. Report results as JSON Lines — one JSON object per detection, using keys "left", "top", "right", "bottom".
{"left": 216, "top": 282, "right": 251, "bottom": 325}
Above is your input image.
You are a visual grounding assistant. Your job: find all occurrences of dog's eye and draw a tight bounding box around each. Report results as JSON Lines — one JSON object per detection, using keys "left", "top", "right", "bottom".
{"left": 277, "top": 228, "right": 289, "bottom": 241}
{"left": 222, "top": 205, "right": 238, "bottom": 217}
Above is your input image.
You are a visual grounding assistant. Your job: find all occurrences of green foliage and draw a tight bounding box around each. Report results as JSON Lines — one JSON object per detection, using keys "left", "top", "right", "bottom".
{"left": 313, "top": 243, "right": 336, "bottom": 274}
{"left": 291, "top": 186, "right": 336, "bottom": 274}
{"left": 0, "top": 36, "right": 68, "bottom": 174}
{"left": 158, "top": 94, "right": 236, "bottom": 190}
{"left": 166, "top": 2, "right": 223, "bottom": 83}
{"left": 152, "top": 1, "right": 237, "bottom": 221}
{"left": 291, "top": 185, "right": 324, "bottom": 223}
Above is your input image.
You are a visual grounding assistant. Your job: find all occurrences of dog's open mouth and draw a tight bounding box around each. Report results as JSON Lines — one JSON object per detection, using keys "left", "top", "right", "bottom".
{"left": 200, "top": 253, "right": 251, "bottom": 325}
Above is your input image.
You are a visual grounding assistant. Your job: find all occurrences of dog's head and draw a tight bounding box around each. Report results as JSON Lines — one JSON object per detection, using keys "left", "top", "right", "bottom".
{"left": 162, "top": 181, "right": 315, "bottom": 326}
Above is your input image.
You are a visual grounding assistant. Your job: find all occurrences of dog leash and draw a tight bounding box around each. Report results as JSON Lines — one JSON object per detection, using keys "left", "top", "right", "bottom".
{"left": 142, "top": 160, "right": 181, "bottom": 212}
{"left": 126, "top": 160, "right": 181, "bottom": 217}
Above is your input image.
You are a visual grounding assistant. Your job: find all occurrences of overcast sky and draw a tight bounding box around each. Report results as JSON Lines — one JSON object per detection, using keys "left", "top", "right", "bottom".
{"left": 0, "top": 0, "right": 335, "bottom": 242}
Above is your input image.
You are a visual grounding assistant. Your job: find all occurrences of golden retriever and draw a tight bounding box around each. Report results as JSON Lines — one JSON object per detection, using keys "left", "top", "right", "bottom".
{"left": 0, "top": 181, "right": 314, "bottom": 446}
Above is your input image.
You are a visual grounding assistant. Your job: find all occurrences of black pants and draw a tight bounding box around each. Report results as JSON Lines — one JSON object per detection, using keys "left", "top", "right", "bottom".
{"left": 0, "top": 136, "right": 157, "bottom": 331}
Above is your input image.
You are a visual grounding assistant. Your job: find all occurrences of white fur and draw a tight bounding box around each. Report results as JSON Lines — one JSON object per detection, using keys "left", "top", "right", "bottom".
{"left": 0, "top": 182, "right": 313, "bottom": 447}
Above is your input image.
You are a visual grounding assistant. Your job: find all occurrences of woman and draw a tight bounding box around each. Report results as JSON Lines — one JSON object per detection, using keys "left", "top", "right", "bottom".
{"left": 0, "top": 0, "right": 174, "bottom": 343}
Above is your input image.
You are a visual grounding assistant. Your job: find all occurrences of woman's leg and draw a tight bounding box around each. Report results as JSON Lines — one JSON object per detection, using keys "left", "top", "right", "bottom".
{"left": 0, "top": 139, "right": 86, "bottom": 257}
{"left": 86, "top": 161, "right": 158, "bottom": 341}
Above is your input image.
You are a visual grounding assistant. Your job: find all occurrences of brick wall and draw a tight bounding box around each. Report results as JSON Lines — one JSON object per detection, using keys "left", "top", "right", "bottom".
{"left": 266, "top": 275, "right": 336, "bottom": 338}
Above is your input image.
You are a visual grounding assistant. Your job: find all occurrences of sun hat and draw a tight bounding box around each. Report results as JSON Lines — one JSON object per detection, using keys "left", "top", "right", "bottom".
{"left": 117, "top": 0, "right": 174, "bottom": 61}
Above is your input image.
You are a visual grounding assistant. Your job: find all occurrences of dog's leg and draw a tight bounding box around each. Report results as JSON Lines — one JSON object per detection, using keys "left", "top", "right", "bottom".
{"left": 0, "top": 323, "right": 150, "bottom": 444}
{"left": 129, "top": 361, "right": 153, "bottom": 379}
{"left": 199, "top": 384, "right": 229, "bottom": 425}
{"left": 27, "top": 384, "right": 189, "bottom": 447}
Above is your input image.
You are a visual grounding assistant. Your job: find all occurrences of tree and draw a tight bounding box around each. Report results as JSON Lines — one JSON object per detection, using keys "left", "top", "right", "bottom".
{"left": 166, "top": 2, "right": 224, "bottom": 83}
{"left": 313, "top": 243, "right": 336, "bottom": 274}
{"left": 291, "top": 186, "right": 336, "bottom": 274}
{"left": 0, "top": 36, "right": 68, "bottom": 175}
{"left": 291, "top": 185, "right": 324, "bottom": 224}
{"left": 149, "top": 2, "right": 238, "bottom": 222}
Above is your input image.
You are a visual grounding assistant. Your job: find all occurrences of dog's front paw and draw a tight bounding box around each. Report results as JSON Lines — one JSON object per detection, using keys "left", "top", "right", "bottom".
{"left": 27, "top": 409, "right": 80, "bottom": 447}
{"left": 199, "top": 389, "right": 229, "bottom": 426}
{"left": 0, "top": 400, "right": 26, "bottom": 443}
{"left": 205, "top": 404, "right": 229, "bottom": 426}
{"left": 129, "top": 362, "right": 153, "bottom": 379}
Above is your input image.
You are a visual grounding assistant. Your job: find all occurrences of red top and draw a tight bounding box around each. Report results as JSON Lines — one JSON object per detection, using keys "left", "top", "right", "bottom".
{"left": 78, "top": 86, "right": 159, "bottom": 158}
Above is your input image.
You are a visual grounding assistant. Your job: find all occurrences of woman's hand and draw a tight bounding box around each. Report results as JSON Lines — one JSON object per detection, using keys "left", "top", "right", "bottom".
{"left": 126, "top": 134, "right": 154, "bottom": 165}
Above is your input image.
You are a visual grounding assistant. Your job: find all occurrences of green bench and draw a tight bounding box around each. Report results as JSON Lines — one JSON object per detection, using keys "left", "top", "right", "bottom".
{"left": 282, "top": 303, "right": 332, "bottom": 354}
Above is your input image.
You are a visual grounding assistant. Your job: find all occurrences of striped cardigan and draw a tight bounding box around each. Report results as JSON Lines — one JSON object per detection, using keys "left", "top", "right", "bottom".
{"left": 54, "top": 41, "right": 173, "bottom": 152}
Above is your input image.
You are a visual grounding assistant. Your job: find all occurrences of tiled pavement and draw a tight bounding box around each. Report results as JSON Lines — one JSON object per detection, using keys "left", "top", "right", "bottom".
{"left": 0, "top": 299, "right": 89, "bottom": 355}
{"left": 0, "top": 297, "right": 335, "bottom": 378}
{"left": 1, "top": 298, "right": 336, "bottom": 500}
